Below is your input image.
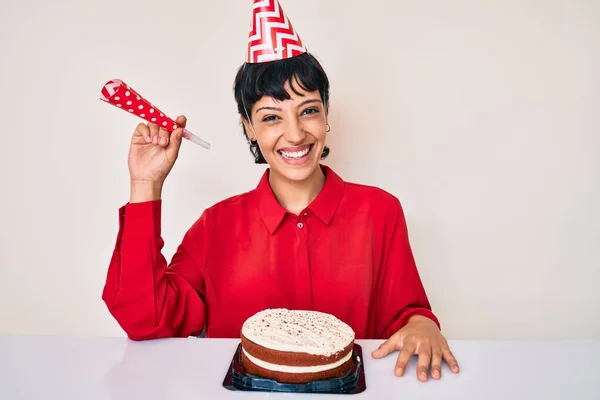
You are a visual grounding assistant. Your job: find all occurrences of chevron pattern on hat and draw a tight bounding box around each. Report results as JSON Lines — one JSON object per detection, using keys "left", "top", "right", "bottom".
{"left": 246, "top": 0, "right": 307, "bottom": 63}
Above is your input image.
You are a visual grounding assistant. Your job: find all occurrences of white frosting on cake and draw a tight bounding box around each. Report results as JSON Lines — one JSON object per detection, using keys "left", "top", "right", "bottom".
{"left": 242, "top": 348, "right": 353, "bottom": 373}
{"left": 241, "top": 309, "right": 355, "bottom": 356}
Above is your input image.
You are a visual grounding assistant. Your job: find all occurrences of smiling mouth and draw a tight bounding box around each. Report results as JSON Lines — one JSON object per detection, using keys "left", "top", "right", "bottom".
{"left": 278, "top": 144, "right": 314, "bottom": 160}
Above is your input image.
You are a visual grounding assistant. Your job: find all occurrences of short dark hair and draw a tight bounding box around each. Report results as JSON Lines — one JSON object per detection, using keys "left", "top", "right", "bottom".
{"left": 233, "top": 52, "right": 330, "bottom": 164}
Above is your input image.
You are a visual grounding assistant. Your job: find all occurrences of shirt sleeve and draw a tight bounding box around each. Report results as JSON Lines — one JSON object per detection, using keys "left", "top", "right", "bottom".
{"left": 374, "top": 198, "right": 440, "bottom": 339}
{"left": 102, "top": 200, "right": 208, "bottom": 340}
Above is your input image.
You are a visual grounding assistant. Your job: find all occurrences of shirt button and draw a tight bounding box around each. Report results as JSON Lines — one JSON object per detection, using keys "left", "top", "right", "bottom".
{"left": 303, "top": 212, "right": 308, "bottom": 217}
{"left": 297, "top": 222, "right": 304, "bottom": 228}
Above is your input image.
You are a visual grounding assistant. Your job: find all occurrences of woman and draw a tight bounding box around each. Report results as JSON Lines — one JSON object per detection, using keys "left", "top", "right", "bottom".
{"left": 102, "top": 1, "right": 459, "bottom": 382}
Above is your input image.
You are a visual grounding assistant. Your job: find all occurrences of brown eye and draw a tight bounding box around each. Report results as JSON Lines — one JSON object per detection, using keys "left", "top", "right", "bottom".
{"left": 302, "top": 108, "right": 319, "bottom": 115}
{"left": 262, "top": 115, "right": 278, "bottom": 122}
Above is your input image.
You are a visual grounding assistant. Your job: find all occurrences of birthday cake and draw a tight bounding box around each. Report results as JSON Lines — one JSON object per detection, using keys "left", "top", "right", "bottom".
{"left": 240, "top": 309, "right": 356, "bottom": 383}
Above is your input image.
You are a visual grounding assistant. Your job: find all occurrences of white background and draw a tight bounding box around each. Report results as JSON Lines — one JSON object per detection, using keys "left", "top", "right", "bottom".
{"left": 0, "top": 0, "right": 598, "bottom": 339}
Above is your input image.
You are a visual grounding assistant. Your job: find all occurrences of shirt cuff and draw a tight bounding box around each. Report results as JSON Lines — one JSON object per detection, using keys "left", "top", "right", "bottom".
{"left": 386, "top": 308, "right": 441, "bottom": 338}
{"left": 119, "top": 200, "right": 162, "bottom": 238}
{"left": 402, "top": 308, "right": 441, "bottom": 330}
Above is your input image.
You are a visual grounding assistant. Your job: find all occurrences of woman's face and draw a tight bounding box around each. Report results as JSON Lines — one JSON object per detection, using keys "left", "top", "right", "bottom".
{"left": 243, "top": 79, "right": 328, "bottom": 183}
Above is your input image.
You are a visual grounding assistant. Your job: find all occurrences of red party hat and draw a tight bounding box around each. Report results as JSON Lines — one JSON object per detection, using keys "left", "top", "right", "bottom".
{"left": 246, "top": 0, "right": 307, "bottom": 63}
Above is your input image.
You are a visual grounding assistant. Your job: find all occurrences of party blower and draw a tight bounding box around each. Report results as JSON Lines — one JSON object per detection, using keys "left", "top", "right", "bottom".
{"left": 100, "top": 79, "right": 210, "bottom": 149}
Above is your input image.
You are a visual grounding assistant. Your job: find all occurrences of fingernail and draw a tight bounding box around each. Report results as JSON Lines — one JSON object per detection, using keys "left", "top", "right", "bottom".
{"left": 145, "top": 135, "right": 150, "bottom": 143}
{"left": 152, "top": 136, "right": 158, "bottom": 144}
{"left": 160, "top": 137, "right": 167, "bottom": 145}
{"left": 395, "top": 367, "right": 403, "bottom": 376}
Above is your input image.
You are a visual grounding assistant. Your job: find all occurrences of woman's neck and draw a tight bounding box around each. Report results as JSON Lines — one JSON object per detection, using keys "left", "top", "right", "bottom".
{"left": 269, "top": 166, "right": 326, "bottom": 215}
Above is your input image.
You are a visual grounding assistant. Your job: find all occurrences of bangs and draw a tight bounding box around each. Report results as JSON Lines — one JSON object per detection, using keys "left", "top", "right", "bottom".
{"left": 234, "top": 52, "right": 330, "bottom": 118}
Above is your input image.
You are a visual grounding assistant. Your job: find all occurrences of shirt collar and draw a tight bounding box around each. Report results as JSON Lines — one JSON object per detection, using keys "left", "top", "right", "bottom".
{"left": 255, "top": 164, "right": 345, "bottom": 235}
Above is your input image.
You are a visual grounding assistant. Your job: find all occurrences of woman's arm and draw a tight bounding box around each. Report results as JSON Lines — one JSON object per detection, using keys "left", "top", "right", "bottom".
{"left": 102, "top": 200, "right": 207, "bottom": 340}
{"left": 371, "top": 197, "right": 459, "bottom": 382}
{"left": 374, "top": 198, "right": 439, "bottom": 339}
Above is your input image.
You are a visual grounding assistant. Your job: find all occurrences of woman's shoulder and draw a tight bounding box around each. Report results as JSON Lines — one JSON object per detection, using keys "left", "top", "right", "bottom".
{"left": 342, "top": 179, "right": 402, "bottom": 212}
{"left": 185, "top": 190, "right": 257, "bottom": 236}
{"left": 203, "top": 189, "right": 256, "bottom": 216}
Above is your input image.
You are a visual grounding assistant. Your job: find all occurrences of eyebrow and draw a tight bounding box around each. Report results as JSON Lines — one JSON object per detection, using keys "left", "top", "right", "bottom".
{"left": 255, "top": 99, "right": 322, "bottom": 114}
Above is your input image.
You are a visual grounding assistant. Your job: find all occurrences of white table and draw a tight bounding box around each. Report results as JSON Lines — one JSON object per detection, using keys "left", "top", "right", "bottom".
{"left": 1, "top": 335, "right": 599, "bottom": 399}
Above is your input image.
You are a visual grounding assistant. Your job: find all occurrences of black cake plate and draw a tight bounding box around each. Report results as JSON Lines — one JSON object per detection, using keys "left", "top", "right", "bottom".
{"left": 222, "top": 343, "right": 366, "bottom": 394}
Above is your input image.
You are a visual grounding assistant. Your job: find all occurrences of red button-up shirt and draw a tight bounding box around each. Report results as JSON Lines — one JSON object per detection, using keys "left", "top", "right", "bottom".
{"left": 102, "top": 165, "right": 439, "bottom": 340}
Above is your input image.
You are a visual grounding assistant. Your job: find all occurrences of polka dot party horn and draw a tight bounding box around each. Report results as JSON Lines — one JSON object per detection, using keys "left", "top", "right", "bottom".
{"left": 100, "top": 79, "right": 210, "bottom": 149}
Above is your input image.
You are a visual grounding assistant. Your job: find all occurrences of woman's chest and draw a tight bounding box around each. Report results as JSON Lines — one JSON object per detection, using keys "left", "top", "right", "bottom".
{"left": 204, "top": 220, "right": 382, "bottom": 305}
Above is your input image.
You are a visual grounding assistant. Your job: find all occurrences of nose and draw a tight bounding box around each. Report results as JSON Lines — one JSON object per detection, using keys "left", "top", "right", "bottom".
{"left": 282, "top": 117, "right": 306, "bottom": 145}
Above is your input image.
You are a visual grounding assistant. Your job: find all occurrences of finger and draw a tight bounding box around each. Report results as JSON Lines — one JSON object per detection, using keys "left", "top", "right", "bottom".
{"left": 166, "top": 127, "right": 184, "bottom": 161}
{"left": 442, "top": 342, "right": 460, "bottom": 373}
{"left": 174, "top": 115, "right": 187, "bottom": 129}
{"left": 371, "top": 334, "right": 400, "bottom": 359}
{"left": 394, "top": 342, "right": 416, "bottom": 377}
{"left": 134, "top": 123, "right": 150, "bottom": 143}
{"left": 416, "top": 344, "right": 432, "bottom": 382}
{"left": 158, "top": 127, "right": 170, "bottom": 147}
{"left": 149, "top": 123, "right": 160, "bottom": 145}
{"left": 132, "top": 125, "right": 149, "bottom": 145}
{"left": 430, "top": 343, "right": 443, "bottom": 380}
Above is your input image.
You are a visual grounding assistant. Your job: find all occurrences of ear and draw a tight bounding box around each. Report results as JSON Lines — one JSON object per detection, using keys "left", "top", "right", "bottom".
{"left": 241, "top": 117, "right": 256, "bottom": 141}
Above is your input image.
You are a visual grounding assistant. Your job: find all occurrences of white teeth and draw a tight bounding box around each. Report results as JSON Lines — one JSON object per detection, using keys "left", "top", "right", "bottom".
{"left": 280, "top": 146, "right": 310, "bottom": 159}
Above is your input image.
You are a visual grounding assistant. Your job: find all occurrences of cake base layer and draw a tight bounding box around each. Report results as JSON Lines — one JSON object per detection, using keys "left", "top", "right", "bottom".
{"left": 240, "top": 350, "right": 354, "bottom": 384}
